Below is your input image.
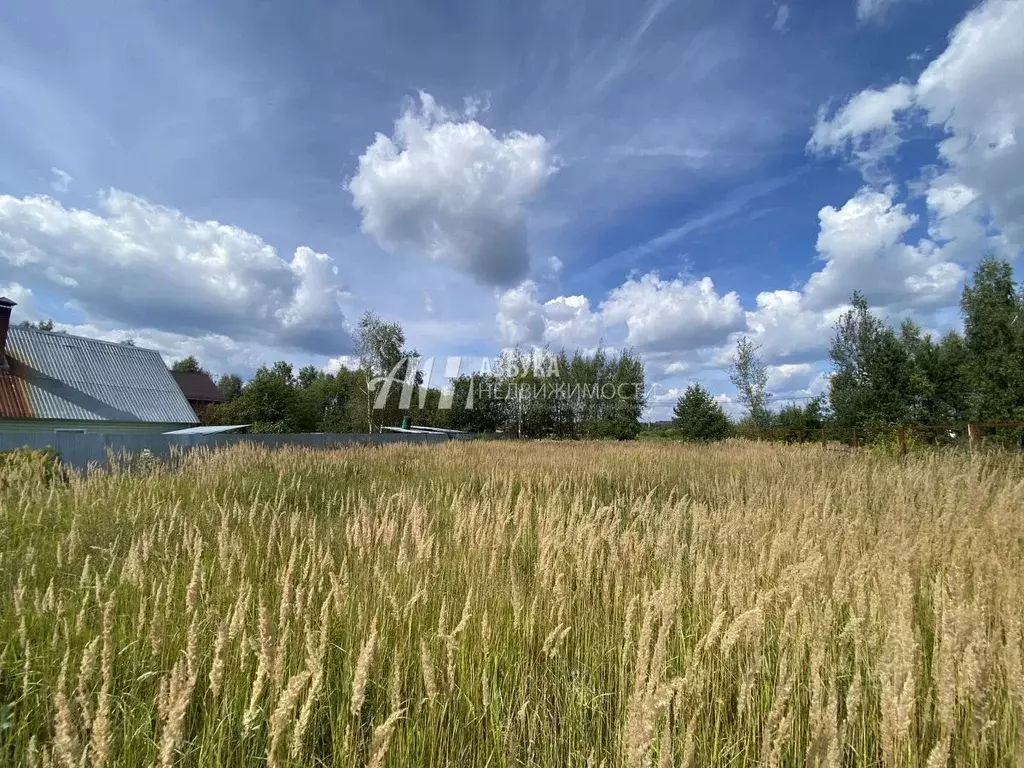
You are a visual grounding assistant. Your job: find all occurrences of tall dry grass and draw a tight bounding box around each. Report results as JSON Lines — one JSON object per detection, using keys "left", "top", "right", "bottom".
{"left": 1, "top": 440, "right": 1022, "bottom": 766}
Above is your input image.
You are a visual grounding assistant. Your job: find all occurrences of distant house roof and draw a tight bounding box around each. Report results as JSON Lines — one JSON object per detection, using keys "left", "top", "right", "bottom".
{"left": 171, "top": 371, "right": 226, "bottom": 403}
{"left": 0, "top": 327, "right": 199, "bottom": 424}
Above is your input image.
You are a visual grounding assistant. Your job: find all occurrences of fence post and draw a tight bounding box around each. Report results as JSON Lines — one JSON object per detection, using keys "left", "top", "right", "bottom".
{"left": 967, "top": 423, "right": 977, "bottom": 455}
{"left": 897, "top": 426, "right": 908, "bottom": 458}
{"left": 852, "top": 428, "right": 859, "bottom": 450}
{"left": 821, "top": 427, "right": 826, "bottom": 450}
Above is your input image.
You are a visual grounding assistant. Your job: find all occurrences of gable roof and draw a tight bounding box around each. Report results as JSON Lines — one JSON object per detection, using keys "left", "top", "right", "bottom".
{"left": 171, "top": 371, "right": 226, "bottom": 403}
{"left": 0, "top": 327, "right": 199, "bottom": 424}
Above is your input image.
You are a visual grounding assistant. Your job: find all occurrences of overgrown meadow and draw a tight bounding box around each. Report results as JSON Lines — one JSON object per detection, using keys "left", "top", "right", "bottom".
{"left": 1, "top": 441, "right": 1022, "bottom": 766}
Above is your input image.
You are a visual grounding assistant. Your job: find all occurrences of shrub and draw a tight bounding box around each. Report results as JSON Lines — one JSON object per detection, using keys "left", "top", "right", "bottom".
{"left": 671, "top": 384, "right": 732, "bottom": 441}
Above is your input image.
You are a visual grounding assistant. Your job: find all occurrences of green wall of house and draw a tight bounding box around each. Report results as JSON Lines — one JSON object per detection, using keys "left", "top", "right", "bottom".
{"left": 0, "top": 419, "right": 194, "bottom": 434}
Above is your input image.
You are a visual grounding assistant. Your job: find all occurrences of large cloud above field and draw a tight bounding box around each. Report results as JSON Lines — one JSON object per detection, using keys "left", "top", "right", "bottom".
{"left": 497, "top": 272, "right": 744, "bottom": 353}
{"left": 804, "top": 187, "right": 964, "bottom": 310}
{"left": 0, "top": 189, "right": 353, "bottom": 358}
{"left": 348, "top": 93, "right": 558, "bottom": 288}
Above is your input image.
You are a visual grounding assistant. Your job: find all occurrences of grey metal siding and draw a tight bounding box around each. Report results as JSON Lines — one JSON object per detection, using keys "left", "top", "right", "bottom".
{"left": 0, "top": 419, "right": 194, "bottom": 434}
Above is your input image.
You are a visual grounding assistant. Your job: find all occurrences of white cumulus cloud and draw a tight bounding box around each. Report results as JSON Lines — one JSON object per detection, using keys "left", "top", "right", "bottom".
{"left": 348, "top": 92, "right": 558, "bottom": 288}
{"left": 915, "top": 0, "right": 1024, "bottom": 248}
{"left": 811, "top": 0, "right": 1024, "bottom": 251}
{"left": 0, "top": 189, "right": 353, "bottom": 357}
{"left": 497, "top": 272, "right": 744, "bottom": 357}
{"left": 496, "top": 280, "right": 603, "bottom": 349}
{"left": 726, "top": 290, "right": 847, "bottom": 365}
{"left": 0, "top": 281, "right": 41, "bottom": 320}
{"left": 599, "top": 273, "right": 746, "bottom": 352}
{"left": 805, "top": 187, "right": 965, "bottom": 310}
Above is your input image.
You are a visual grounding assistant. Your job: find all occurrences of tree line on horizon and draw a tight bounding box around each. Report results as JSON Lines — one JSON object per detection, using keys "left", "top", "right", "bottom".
{"left": 22, "top": 256, "right": 1023, "bottom": 442}
{"left": 668, "top": 256, "right": 1024, "bottom": 442}
{"left": 174, "top": 312, "right": 649, "bottom": 439}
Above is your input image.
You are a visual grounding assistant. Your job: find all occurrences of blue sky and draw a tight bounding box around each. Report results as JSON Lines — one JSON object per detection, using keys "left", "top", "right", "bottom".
{"left": 1, "top": 0, "right": 1021, "bottom": 418}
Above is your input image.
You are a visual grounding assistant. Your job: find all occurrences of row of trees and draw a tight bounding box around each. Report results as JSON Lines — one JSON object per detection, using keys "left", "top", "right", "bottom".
{"left": 668, "top": 257, "right": 1024, "bottom": 441}
{"left": 667, "top": 384, "right": 828, "bottom": 442}
{"left": 828, "top": 257, "right": 1024, "bottom": 428}
{"left": 177, "top": 312, "right": 648, "bottom": 439}
{"left": 446, "top": 346, "right": 647, "bottom": 439}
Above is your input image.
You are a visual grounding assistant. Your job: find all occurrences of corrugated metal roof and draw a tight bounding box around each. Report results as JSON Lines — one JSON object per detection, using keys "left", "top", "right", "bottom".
{"left": 0, "top": 372, "right": 31, "bottom": 418}
{"left": 171, "top": 371, "right": 226, "bottom": 403}
{"left": 0, "top": 327, "right": 199, "bottom": 424}
{"left": 164, "top": 424, "right": 250, "bottom": 435}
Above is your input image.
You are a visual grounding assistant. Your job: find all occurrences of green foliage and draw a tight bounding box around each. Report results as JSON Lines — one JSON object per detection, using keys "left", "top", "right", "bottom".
{"left": 825, "top": 259, "right": 1024, "bottom": 431}
{"left": 671, "top": 384, "right": 732, "bottom": 441}
{"left": 355, "top": 311, "right": 409, "bottom": 379}
{"left": 178, "top": 314, "right": 647, "bottom": 439}
{"left": 960, "top": 256, "right": 1024, "bottom": 420}
{"left": 216, "top": 374, "right": 243, "bottom": 403}
{"left": 770, "top": 397, "right": 825, "bottom": 441}
{"left": 729, "top": 337, "right": 771, "bottom": 428}
{"left": 354, "top": 311, "right": 421, "bottom": 432}
{"left": 829, "top": 292, "right": 915, "bottom": 429}
{"left": 202, "top": 343, "right": 646, "bottom": 439}
{"left": 170, "top": 355, "right": 207, "bottom": 375}
{"left": 899, "top": 324, "right": 971, "bottom": 425}
{"left": 16, "top": 318, "right": 55, "bottom": 332}
{"left": 865, "top": 428, "right": 922, "bottom": 458}
{"left": 448, "top": 345, "right": 647, "bottom": 439}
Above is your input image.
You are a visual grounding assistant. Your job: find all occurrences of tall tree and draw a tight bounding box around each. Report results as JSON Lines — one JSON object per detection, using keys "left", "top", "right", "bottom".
{"left": 596, "top": 347, "right": 647, "bottom": 439}
{"left": 447, "top": 373, "right": 504, "bottom": 433}
{"left": 960, "top": 257, "right": 1024, "bottom": 420}
{"left": 729, "top": 337, "right": 771, "bottom": 428}
{"left": 828, "top": 292, "right": 914, "bottom": 428}
{"left": 898, "top": 321, "right": 970, "bottom": 425}
{"left": 268, "top": 361, "right": 295, "bottom": 385}
{"left": 354, "top": 311, "right": 418, "bottom": 432}
{"left": 672, "top": 384, "right": 732, "bottom": 442}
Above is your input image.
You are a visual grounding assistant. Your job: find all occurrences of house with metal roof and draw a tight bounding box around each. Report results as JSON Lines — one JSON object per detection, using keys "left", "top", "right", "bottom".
{"left": 0, "top": 298, "right": 199, "bottom": 434}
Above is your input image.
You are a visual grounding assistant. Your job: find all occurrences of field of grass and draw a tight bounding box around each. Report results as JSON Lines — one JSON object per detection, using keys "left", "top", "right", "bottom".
{"left": 1, "top": 440, "right": 1023, "bottom": 766}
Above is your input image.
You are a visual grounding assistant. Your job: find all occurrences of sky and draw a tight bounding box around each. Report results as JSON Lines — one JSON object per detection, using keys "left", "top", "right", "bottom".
{"left": 1, "top": 0, "right": 1021, "bottom": 419}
